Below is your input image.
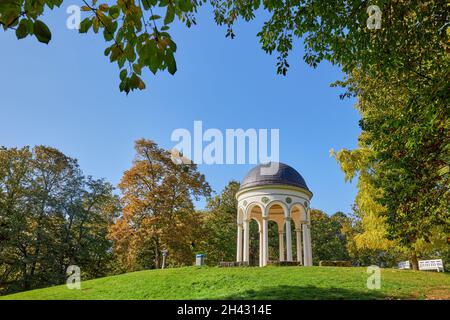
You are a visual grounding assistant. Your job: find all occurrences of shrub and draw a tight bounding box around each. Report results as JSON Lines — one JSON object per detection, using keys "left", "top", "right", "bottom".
{"left": 319, "top": 260, "right": 352, "bottom": 267}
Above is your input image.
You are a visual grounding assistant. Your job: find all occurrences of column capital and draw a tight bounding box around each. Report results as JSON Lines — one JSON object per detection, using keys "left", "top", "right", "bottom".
{"left": 278, "top": 230, "right": 285, "bottom": 235}
{"left": 284, "top": 216, "right": 292, "bottom": 222}
{"left": 294, "top": 228, "right": 301, "bottom": 233}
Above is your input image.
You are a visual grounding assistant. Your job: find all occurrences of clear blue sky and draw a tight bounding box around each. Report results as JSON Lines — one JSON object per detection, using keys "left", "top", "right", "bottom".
{"left": 0, "top": 5, "right": 360, "bottom": 214}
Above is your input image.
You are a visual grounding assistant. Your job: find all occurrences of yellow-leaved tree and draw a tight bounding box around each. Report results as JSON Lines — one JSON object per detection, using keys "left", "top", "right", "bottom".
{"left": 109, "top": 139, "right": 211, "bottom": 271}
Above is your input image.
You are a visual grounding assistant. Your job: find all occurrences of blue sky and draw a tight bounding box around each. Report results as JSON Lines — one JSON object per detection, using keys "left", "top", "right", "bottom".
{"left": 0, "top": 5, "right": 360, "bottom": 214}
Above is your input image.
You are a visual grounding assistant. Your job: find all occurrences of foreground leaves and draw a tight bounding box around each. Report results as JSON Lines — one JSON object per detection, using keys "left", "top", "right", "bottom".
{"left": 4, "top": 1, "right": 448, "bottom": 95}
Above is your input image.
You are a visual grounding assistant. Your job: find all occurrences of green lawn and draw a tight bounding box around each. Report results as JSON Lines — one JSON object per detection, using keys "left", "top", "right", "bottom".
{"left": 2, "top": 266, "right": 449, "bottom": 300}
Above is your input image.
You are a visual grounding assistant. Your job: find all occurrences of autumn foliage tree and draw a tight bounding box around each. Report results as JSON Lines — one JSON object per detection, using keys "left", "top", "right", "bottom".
{"left": 109, "top": 139, "right": 211, "bottom": 271}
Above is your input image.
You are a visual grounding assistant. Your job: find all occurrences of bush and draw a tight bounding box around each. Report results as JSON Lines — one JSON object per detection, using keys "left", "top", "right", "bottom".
{"left": 219, "top": 262, "right": 249, "bottom": 267}
{"left": 267, "top": 261, "right": 302, "bottom": 267}
{"left": 319, "top": 260, "right": 352, "bottom": 267}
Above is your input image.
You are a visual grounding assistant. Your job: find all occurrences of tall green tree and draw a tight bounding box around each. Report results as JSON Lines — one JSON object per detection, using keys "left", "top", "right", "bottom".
{"left": 0, "top": 146, "right": 117, "bottom": 294}
{"left": 310, "top": 209, "right": 350, "bottom": 265}
{"left": 333, "top": 65, "right": 449, "bottom": 269}
{"left": 201, "top": 181, "right": 240, "bottom": 265}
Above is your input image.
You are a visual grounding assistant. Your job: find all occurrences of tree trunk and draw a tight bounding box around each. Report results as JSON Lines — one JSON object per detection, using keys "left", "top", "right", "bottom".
{"left": 154, "top": 238, "right": 160, "bottom": 269}
{"left": 154, "top": 251, "right": 160, "bottom": 269}
{"left": 411, "top": 251, "right": 419, "bottom": 270}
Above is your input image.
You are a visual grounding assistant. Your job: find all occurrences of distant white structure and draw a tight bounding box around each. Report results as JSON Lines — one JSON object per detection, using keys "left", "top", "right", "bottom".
{"left": 236, "top": 163, "right": 313, "bottom": 267}
{"left": 398, "top": 259, "right": 444, "bottom": 272}
{"left": 419, "top": 259, "right": 444, "bottom": 272}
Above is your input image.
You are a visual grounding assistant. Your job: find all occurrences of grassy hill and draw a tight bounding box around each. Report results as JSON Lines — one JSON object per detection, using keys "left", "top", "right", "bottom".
{"left": 2, "top": 266, "right": 449, "bottom": 300}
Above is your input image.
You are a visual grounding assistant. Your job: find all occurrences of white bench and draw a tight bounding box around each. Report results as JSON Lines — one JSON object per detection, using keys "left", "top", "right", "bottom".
{"left": 398, "top": 259, "right": 445, "bottom": 272}
{"left": 398, "top": 261, "right": 411, "bottom": 270}
{"left": 419, "top": 259, "right": 444, "bottom": 272}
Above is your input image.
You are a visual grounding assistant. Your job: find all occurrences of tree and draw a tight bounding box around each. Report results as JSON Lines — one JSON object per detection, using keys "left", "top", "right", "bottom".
{"left": 332, "top": 62, "right": 449, "bottom": 269}
{"left": 0, "top": 146, "right": 117, "bottom": 294}
{"left": 200, "top": 181, "right": 239, "bottom": 265}
{"left": 109, "top": 139, "right": 211, "bottom": 271}
{"left": 2, "top": 1, "right": 447, "bottom": 93}
{"left": 310, "top": 209, "right": 350, "bottom": 265}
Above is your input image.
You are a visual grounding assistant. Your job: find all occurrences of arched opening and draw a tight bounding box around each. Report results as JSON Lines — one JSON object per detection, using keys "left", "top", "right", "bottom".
{"left": 267, "top": 220, "right": 279, "bottom": 261}
{"left": 247, "top": 203, "right": 263, "bottom": 220}
{"left": 248, "top": 219, "right": 260, "bottom": 266}
{"left": 290, "top": 204, "right": 309, "bottom": 265}
{"left": 267, "top": 203, "right": 286, "bottom": 262}
{"left": 283, "top": 219, "right": 297, "bottom": 261}
{"left": 290, "top": 204, "right": 307, "bottom": 226}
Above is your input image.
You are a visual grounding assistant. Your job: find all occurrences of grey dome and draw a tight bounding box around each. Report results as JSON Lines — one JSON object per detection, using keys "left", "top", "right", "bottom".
{"left": 240, "top": 162, "right": 309, "bottom": 190}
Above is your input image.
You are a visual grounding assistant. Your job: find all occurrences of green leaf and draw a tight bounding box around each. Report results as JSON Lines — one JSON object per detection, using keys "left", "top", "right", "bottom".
{"left": 133, "top": 64, "right": 142, "bottom": 75}
{"left": 120, "top": 69, "right": 127, "bottom": 81}
{"left": 99, "top": 4, "right": 109, "bottom": 12}
{"left": 164, "top": 5, "right": 175, "bottom": 25}
{"left": 33, "top": 20, "right": 51, "bottom": 44}
{"left": 92, "top": 18, "right": 99, "bottom": 33}
{"left": 129, "top": 73, "right": 140, "bottom": 88}
{"left": 103, "top": 29, "right": 113, "bottom": 41}
{"left": 104, "top": 46, "right": 112, "bottom": 56}
{"left": 178, "top": 0, "right": 192, "bottom": 12}
{"left": 149, "top": 15, "right": 161, "bottom": 21}
{"left": 141, "top": 0, "right": 152, "bottom": 10}
{"left": 109, "top": 5, "right": 120, "bottom": 19}
{"left": 118, "top": 56, "right": 126, "bottom": 68}
{"left": 165, "top": 50, "right": 177, "bottom": 75}
{"left": 15, "top": 19, "right": 28, "bottom": 39}
{"left": 79, "top": 18, "right": 92, "bottom": 34}
{"left": 148, "top": 54, "right": 159, "bottom": 75}
{"left": 125, "top": 44, "right": 136, "bottom": 62}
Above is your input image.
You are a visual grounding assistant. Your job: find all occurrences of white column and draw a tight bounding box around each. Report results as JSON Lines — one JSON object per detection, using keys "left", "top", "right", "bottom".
{"left": 243, "top": 220, "right": 250, "bottom": 263}
{"left": 302, "top": 223, "right": 309, "bottom": 266}
{"left": 307, "top": 223, "right": 313, "bottom": 266}
{"left": 295, "top": 228, "right": 303, "bottom": 264}
{"left": 285, "top": 217, "right": 293, "bottom": 262}
{"left": 259, "top": 229, "right": 263, "bottom": 267}
{"left": 262, "top": 217, "right": 269, "bottom": 266}
{"left": 236, "top": 223, "right": 243, "bottom": 262}
{"left": 278, "top": 231, "right": 285, "bottom": 261}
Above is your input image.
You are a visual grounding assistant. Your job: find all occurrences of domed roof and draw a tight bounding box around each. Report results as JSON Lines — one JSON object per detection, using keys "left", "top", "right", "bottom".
{"left": 240, "top": 162, "right": 309, "bottom": 190}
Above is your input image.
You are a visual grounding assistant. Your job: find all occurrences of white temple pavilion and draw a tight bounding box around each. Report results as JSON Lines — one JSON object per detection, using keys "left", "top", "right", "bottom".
{"left": 236, "top": 162, "right": 313, "bottom": 267}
